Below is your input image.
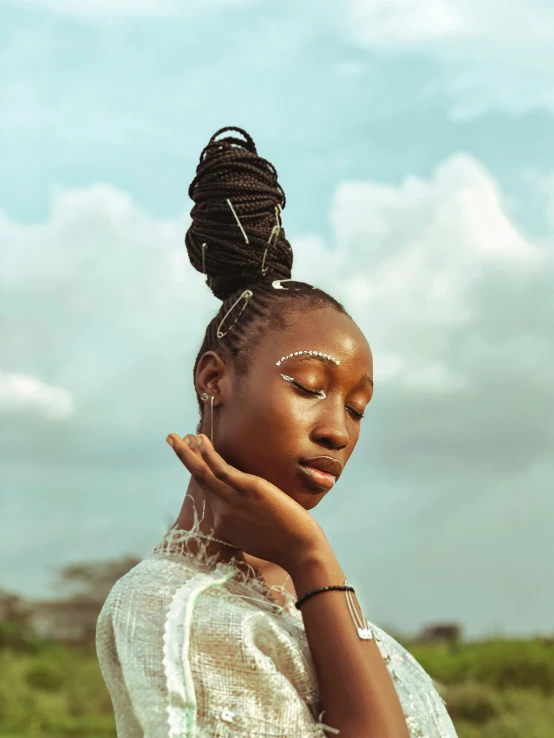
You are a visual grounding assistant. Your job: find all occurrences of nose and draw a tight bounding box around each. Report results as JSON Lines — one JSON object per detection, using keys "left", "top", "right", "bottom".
{"left": 310, "top": 399, "right": 350, "bottom": 450}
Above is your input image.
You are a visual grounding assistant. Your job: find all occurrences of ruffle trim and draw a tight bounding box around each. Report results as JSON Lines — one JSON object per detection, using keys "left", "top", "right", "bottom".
{"left": 150, "top": 499, "right": 303, "bottom": 621}
{"left": 162, "top": 568, "right": 235, "bottom": 737}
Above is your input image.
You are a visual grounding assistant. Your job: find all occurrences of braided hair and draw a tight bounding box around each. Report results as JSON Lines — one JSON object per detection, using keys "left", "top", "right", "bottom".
{"left": 185, "top": 126, "right": 349, "bottom": 430}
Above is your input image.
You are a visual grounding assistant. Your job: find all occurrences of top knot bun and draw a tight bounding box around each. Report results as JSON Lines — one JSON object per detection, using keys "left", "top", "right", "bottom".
{"left": 185, "top": 126, "right": 293, "bottom": 302}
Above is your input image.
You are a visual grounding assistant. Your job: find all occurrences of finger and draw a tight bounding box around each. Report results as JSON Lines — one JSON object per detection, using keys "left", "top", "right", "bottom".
{"left": 196, "top": 434, "right": 261, "bottom": 496}
{"left": 167, "top": 434, "right": 231, "bottom": 499}
{"left": 183, "top": 434, "right": 203, "bottom": 459}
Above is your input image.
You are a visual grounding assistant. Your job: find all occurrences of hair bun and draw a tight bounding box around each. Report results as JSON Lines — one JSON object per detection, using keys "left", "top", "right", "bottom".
{"left": 185, "top": 126, "right": 293, "bottom": 302}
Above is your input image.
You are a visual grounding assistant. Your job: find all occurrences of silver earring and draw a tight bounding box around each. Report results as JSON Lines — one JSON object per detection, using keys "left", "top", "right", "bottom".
{"left": 200, "top": 393, "right": 214, "bottom": 444}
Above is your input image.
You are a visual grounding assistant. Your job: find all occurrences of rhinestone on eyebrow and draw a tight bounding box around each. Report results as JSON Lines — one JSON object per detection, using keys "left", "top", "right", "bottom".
{"left": 276, "top": 350, "right": 340, "bottom": 367}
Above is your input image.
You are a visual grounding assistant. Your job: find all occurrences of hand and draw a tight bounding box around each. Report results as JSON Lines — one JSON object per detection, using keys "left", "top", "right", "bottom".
{"left": 166, "top": 433, "right": 326, "bottom": 573}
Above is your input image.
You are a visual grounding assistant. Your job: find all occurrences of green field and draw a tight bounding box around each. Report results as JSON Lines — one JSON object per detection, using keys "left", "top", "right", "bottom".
{"left": 1, "top": 621, "right": 553, "bottom": 737}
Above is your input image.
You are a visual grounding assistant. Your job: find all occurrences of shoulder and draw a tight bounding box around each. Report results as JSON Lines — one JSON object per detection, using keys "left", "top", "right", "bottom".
{"left": 97, "top": 551, "right": 289, "bottom": 639}
{"left": 97, "top": 554, "right": 223, "bottom": 627}
{"left": 95, "top": 554, "right": 240, "bottom": 681}
{"left": 95, "top": 551, "right": 322, "bottom": 737}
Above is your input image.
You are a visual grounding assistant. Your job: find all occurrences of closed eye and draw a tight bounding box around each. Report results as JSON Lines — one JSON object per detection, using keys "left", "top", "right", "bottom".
{"left": 290, "top": 379, "right": 325, "bottom": 400}
{"left": 284, "top": 376, "right": 365, "bottom": 420}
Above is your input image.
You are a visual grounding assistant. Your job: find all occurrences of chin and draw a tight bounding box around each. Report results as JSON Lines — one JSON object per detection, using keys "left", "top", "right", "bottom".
{"left": 293, "top": 490, "right": 324, "bottom": 510}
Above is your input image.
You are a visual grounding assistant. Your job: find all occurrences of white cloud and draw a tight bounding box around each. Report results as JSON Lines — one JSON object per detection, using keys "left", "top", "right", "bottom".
{"left": 345, "top": 0, "right": 554, "bottom": 117}
{"left": 293, "top": 153, "right": 553, "bottom": 479}
{"left": 0, "top": 183, "right": 205, "bottom": 436}
{"left": 298, "top": 156, "right": 552, "bottom": 636}
{"left": 0, "top": 370, "right": 74, "bottom": 419}
{"left": 2, "top": 156, "right": 552, "bottom": 477}
{"left": 348, "top": 0, "right": 466, "bottom": 47}
{"left": 2, "top": 156, "right": 553, "bottom": 636}
{"left": 9, "top": 0, "right": 257, "bottom": 18}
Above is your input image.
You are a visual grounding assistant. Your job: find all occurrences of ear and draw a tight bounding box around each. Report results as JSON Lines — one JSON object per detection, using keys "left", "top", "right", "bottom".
{"left": 195, "top": 351, "right": 227, "bottom": 405}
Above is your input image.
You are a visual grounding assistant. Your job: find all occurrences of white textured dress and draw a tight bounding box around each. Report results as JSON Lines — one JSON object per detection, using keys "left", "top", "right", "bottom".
{"left": 96, "top": 509, "right": 459, "bottom": 737}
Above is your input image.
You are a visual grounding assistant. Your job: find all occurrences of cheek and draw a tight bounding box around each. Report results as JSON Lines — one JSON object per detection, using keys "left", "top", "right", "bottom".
{"left": 246, "top": 381, "right": 304, "bottom": 425}
{"left": 268, "top": 387, "right": 312, "bottom": 432}
{"left": 222, "top": 390, "right": 285, "bottom": 445}
{"left": 243, "top": 390, "right": 306, "bottom": 457}
{"left": 224, "top": 382, "right": 310, "bottom": 459}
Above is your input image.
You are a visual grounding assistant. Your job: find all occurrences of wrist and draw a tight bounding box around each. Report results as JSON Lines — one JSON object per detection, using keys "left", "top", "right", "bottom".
{"left": 286, "top": 537, "right": 346, "bottom": 595}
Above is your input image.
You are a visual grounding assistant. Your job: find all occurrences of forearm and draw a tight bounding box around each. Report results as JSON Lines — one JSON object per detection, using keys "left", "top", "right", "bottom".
{"left": 288, "top": 538, "right": 410, "bottom": 738}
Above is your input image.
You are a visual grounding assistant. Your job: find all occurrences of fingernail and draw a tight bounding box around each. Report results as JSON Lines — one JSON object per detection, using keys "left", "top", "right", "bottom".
{"left": 196, "top": 435, "right": 202, "bottom": 446}
{"left": 166, "top": 436, "right": 174, "bottom": 447}
{"left": 184, "top": 436, "right": 191, "bottom": 446}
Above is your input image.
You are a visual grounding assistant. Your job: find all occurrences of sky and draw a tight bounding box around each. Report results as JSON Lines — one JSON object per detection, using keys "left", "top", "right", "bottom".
{"left": 1, "top": 0, "right": 553, "bottom": 641}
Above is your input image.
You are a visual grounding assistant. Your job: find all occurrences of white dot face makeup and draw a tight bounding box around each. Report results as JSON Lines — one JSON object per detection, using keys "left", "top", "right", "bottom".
{"left": 275, "top": 350, "right": 340, "bottom": 367}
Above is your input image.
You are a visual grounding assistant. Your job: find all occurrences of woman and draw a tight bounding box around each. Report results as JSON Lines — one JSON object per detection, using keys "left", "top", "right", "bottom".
{"left": 96, "top": 126, "right": 458, "bottom": 737}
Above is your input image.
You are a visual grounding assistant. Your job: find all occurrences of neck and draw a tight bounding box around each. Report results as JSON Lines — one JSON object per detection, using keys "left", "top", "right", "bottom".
{"left": 172, "top": 477, "right": 278, "bottom": 578}
{"left": 172, "top": 476, "right": 249, "bottom": 566}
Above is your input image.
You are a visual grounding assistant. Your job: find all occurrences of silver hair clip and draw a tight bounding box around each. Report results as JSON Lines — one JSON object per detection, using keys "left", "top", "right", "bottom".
{"left": 281, "top": 373, "right": 326, "bottom": 399}
{"left": 202, "top": 242, "right": 207, "bottom": 273}
{"left": 272, "top": 278, "right": 318, "bottom": 291}
{"left": 272, "top": 279, "right": 296, "bottom": 290}
{"left": 226, "top": 199, "right": 249, "bottom": 244}
{"left": 276, "top": 350, "right": 340, "bottom": 366}
{"left": 261, "top": 204, "right": 282, "bottom": 276}
{"left": 217, "top": 289, "right": 253, "bottom": 339}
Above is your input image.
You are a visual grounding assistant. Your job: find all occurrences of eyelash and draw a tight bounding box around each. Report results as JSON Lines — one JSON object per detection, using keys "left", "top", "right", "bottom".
{"left": 292, "top": 380, "right": 365, "bottom": 420}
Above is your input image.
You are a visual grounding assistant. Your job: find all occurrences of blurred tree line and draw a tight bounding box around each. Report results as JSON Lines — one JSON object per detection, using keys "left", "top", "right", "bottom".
{"left": 1, "top": 555, "right": 553, "bottom": 737}
{"left": 0, "top": 554, "right": 140, "bottom": 653}
{"left": 1, "top": 554, "right": 466, "bottom": 652}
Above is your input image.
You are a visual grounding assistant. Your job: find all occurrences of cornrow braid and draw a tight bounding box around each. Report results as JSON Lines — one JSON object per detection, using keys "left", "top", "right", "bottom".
{"left": 184, "top": 126, "right": 349, "bottom": 430}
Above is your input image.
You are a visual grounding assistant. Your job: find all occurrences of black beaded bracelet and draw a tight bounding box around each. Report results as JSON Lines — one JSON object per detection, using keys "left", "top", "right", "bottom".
{"left": 295, "top": 584, "right": 355, "bottom": 610}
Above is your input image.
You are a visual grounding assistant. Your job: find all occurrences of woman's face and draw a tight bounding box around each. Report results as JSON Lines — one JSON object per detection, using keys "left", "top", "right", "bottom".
{"left": 197, "top": 306, "right": 373, "bottom": 510}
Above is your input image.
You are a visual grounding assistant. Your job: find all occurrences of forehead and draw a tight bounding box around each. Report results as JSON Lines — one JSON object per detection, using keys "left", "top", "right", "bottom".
{"left": 257, "top": 306, "right": 372, "bottom": 372}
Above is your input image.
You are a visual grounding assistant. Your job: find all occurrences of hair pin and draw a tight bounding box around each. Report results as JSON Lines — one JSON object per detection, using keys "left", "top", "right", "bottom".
{"left": 227, "top": 199, "right": 249, "bottom": 244}
{"left": 272, "top": 279, "right": 296, "bottom": 290}
{"left": 261, "top": 204, "right": 282, "bottom": 275}
{"left": 271, "top": 278, "right": 318, "bottom": 291}
{"left": 202, "top": 242, "right": 208, "bottom": 273}
{"left": 217, "top": 289, "right": 253, "bottom": 339}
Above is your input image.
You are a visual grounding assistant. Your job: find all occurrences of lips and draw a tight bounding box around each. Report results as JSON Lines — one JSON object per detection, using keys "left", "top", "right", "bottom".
{"left": 299, "top": 456, "right": 342, "bottom": 479}
{"left": 298, "top": 464, "right": 338, "bottom": 491}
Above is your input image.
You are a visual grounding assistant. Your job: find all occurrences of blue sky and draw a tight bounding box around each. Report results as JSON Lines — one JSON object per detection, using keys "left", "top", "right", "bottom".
{"left": 1, "top": 0, "right": 553, "bottom": 640}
